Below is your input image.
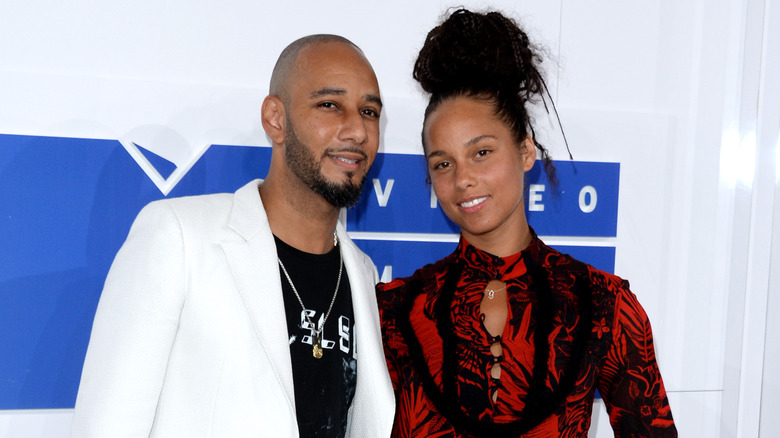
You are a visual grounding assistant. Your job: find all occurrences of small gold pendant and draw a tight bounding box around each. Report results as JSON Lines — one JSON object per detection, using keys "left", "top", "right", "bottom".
{"left": 312, "top": 339, "right": 323, "bottom": 359}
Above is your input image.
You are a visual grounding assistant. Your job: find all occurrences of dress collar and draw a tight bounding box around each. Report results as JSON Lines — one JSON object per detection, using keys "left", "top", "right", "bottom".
{"left": 454, "top": 227, "right": 542, "bottom": 282}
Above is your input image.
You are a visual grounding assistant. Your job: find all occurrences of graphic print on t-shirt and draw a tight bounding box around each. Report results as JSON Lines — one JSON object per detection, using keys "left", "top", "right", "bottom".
{"left": 274, "top": 235, "right": 358, "bottom": 438}
{"left": 290, "top": 310, "right": 356, "bottom": 358}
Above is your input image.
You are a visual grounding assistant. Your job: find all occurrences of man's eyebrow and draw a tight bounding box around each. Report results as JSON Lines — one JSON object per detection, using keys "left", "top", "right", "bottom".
{"left": 365, "top": 94, "right": 383, "bottom": 108}
{"left": 309, "top": 87, "right": 383, "bottom": 108}
{"left": 426, "top": 150, "right": 446, "bottom": 159}
{"left": 310, "top": 87, "right": 346, "bottom": 98}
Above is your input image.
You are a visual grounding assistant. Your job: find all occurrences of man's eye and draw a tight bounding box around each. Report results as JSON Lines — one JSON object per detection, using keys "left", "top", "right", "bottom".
{"left": 362, "top": 108, "right": 380, "bottom": 118}
{"left": 319, "top": 102, "right": 337, "bottom": 109}
{"left": 433, "top": 161, "right": 451, "bottom": 170}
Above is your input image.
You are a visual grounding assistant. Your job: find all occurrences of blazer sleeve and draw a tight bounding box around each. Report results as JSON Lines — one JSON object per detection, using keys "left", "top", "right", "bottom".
{"left": 71, "top": 201, "right": 187, "bottom": 437}
{"left": 597, "top": 281, "right": 677, "bottom": 437}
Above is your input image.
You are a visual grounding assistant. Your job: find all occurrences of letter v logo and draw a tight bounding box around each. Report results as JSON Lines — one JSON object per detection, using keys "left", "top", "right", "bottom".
{"left": 372, "top": 179, "right": 395, "bottom": 207}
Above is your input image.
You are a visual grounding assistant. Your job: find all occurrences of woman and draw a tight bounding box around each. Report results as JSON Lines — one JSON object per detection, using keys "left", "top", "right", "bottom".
{"left": 377, "top": 8, "right": 677, "bottom": 437}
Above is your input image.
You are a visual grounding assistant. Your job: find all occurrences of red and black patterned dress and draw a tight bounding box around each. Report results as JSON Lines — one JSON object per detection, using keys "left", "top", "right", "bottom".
{"left": 377, "top": 232, "right": 676, "bottom": 437}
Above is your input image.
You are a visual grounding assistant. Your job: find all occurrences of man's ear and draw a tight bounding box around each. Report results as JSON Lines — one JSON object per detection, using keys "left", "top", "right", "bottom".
{"left": 261, "top": 95, "right": 286, "bottom": 145}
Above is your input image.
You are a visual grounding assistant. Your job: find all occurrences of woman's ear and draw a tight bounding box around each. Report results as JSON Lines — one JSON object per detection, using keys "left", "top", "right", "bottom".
{"left": 261, "top": 95, "right": 286, "bottom": 145}
{"left": 521, "top": 134, "right": 537, "bottom": 171}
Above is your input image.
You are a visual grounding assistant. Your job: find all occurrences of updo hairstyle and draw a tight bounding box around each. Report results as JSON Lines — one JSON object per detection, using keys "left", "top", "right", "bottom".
{"left": 414, "top": 8, "right": 559, "bottom": 183}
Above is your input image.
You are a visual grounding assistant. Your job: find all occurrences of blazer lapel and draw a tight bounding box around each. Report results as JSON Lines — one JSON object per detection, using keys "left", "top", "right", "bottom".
{"left": 221, "top": 180, "right": 296, "bottom": 411}
{"left": 219, "top": 181, "right": 393, "bottom": 435}
{"left": 338, "top": 225, "right": 395, "bottom": 436}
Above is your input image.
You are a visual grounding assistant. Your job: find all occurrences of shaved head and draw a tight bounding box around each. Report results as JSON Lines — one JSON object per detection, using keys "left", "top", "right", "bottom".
{"left": 269, "top": 34, "right": 362, "bottom": 103}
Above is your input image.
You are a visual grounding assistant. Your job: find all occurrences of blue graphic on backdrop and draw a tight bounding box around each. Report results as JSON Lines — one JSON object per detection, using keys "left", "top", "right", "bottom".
{"left": 349, "top": 153, "right": 620, "bottom": 237}
{"left": 0, "top": 134, "right": 619, "bottom": 410}
{"left": 348, "top": 153, "right": 460, "bottom": 234}
{"left": 0, "top": 134, "right": 271, "bottom": 409}
{"left": 137, "top": 144, "right": 177, "bottom": 179}
{"left": 354, "top": 240, "right": 616, "bottom": 281}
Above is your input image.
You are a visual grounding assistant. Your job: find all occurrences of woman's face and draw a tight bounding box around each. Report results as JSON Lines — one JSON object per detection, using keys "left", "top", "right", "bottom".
{"left": 423, "top": 95, "right": 536, "bottom": 249}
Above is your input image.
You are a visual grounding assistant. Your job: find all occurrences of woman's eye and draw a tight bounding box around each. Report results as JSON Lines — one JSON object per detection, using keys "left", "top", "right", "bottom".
{"left": 476, "top": 149, "right": 491, "bottom": 157}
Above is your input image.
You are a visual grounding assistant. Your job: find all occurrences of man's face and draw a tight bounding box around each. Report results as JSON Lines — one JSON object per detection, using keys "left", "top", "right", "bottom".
{"left": 283, "top": 42, "right": 382, "bottom": 208}
{"left": 284, "top": 115, "right": 365, "bottom": 208}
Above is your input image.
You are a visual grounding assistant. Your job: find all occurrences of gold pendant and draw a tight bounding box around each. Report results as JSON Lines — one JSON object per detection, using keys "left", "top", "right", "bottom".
{"left": 312, "top": 339, "right": 323, "bottom": 359}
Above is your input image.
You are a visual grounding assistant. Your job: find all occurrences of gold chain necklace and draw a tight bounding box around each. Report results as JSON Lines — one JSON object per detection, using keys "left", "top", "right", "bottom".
{"left": 277, "top": 233, "right": 342, "bottom": 359}
{"left": 486, "top": 284, "right": 507, "bottom": 299}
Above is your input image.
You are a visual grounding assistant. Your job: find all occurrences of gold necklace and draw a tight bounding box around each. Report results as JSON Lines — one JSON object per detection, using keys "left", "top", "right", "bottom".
{"left": 485, "top": 284, "right": 507, "bottom": 299}
{"left": 277, "top": 233, "right": 342, "bottom": 359}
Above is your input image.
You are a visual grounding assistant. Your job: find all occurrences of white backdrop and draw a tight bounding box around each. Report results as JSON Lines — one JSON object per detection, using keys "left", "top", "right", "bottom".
{"left": 1, "top": 0, "right": 778, "bottom": 437}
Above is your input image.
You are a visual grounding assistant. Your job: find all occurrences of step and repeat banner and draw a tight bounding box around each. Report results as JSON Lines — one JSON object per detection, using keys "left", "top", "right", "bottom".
{"left": 350, "top": 152, "right": 619, "bottom": 279}
{"left": 1, "top": 5, "right": 646, "bottom": 435}
{"left": 0, "top": 137, "right": 618, "bottom": 410}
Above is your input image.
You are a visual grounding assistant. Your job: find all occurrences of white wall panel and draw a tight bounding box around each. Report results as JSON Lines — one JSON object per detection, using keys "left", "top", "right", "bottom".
{"left": 589, "top": 392, "right": 722, "bottom": 438}
{"left": 558, "top": 0, "right": 731, "bottom": 396}
{"left": 0, "top": 410, "right": 72, "bottom": 438}
{"left": 762, "top": 147, "right": 780, "bottom": 438}
{"left": 558, "top": 2, "right": 664, "bottom": 112}
{"left": 753, "top": 0, "right": 780, "bottom": 435}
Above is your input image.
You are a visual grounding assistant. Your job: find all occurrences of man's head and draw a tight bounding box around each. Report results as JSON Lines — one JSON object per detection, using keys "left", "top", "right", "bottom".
{"left": 262, "top": 35, "right": 382, "bottom": 209}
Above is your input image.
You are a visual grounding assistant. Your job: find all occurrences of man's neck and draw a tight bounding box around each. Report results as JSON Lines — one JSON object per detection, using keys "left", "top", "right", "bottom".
{"left": 259, "top": 177, "right": 340, "bottom": 255}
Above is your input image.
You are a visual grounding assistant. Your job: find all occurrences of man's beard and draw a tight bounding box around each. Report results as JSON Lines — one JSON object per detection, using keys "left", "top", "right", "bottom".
{"left": 284, "top": 120, "right": 367, "bottom": 209}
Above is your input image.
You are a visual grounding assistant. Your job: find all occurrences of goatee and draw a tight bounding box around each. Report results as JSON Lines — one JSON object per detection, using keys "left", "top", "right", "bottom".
{"left": 284, "top": 120, "right": 368, "bottom": 209}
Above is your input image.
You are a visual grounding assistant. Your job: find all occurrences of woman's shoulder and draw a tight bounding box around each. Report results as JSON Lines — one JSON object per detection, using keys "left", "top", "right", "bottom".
{"left": 536, "top": 240, "right": 629, "bottom": 290}
{"left": 377, "top": 253, "right": 456, "bottom": 292}
{"left": 375, "top": 253, "right": 459, "bottom": 316}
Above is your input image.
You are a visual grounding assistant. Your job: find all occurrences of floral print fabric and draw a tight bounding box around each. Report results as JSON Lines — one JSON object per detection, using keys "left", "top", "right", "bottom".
{"left": 377, "top": 232, "right": 676, "bottom": 437}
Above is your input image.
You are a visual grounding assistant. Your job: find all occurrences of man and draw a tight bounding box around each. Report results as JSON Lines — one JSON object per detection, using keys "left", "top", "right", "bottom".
{"left": 71, "top": 35, "right": 394, "bottom": 437}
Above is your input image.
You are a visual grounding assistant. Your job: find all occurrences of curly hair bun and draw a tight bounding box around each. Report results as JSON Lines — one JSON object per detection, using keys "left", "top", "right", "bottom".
{"left": 413, "top": 8, "right": 544, "bottom": 100}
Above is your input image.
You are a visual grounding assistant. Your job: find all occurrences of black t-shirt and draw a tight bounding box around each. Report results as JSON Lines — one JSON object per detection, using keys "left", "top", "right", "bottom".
{"left": 274, "top": 235, "right": 357, "bottom": 438}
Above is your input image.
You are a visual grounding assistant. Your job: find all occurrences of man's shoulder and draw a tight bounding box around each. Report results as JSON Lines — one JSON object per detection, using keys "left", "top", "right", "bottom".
{"left": 148, "top": 191, "right": 234, "bottom": 210}
{"left": 138, "top": 192, "right": 234, "bottom": 224}
{"left": 138, "top": 180, "right": 261, "bottom": 225}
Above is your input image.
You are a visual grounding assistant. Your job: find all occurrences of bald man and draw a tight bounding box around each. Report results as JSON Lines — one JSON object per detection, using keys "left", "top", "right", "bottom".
{"left": 71, "top": 35, "right": 395, "bottom": 438}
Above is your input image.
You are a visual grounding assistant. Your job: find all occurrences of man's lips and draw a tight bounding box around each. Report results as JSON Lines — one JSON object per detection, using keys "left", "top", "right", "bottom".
{"left": 331, "top": 155, "right": 361, "bottom": 165}
{"left": 327, "top": 149, "right": 368, "bottom": 169}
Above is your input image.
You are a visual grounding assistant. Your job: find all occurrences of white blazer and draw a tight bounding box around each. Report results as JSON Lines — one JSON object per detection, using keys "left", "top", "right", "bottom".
{"left": 71, "top": 179, "right": 395, "bottom": 437}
